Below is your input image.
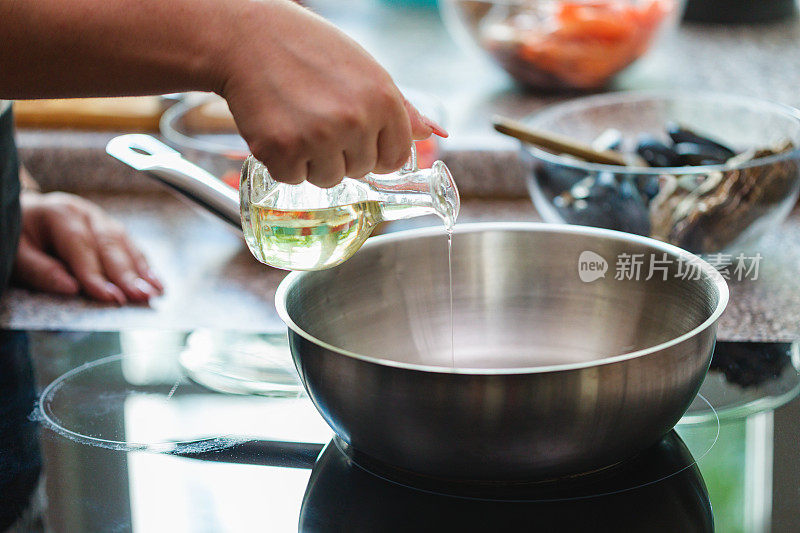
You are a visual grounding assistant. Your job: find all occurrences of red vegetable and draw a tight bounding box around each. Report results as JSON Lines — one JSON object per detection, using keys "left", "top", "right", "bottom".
{"left": 484, "top": 0, "right": 673, "bottom": 90}
{"left": 221, "top": 170, "right": 240, "bottom": 189}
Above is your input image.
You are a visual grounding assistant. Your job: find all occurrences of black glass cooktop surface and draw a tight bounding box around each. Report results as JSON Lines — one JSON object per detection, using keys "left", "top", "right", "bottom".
{"left": 1, "top": 329, "right": 798, "bottom": 532}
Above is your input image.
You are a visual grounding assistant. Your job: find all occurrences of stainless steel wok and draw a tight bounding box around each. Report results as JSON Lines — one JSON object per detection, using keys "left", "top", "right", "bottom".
{"left": 276, "top": 224, "right": 728, "bottom": 481}
{"left": 107, "top": 134, "right": 729, "bottom": 482}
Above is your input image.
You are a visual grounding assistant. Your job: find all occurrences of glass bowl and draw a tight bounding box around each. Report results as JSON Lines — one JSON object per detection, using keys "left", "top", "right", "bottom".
{"left": 439, "top": 0, "right": 683, "bottom": 91}
{"left": 160, "top": 92, "right": 249, "bottom": 189}
{"left": 520, "top": 91, "right": 800, "bottom": 254}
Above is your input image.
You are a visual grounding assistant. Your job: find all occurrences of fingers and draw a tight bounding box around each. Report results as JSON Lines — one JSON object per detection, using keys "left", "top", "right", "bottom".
{"left": 47, "top": 214, "right": 127, "bottom": 305}
{"left": 259, "top": 149, "right": 308, "bottom": 185}
{"left": 93, "top": 231, "right": 156, "bottom": 303}
{"left": 121, "top": 234, "right": 164, "bottom": 294}
{"left": 402, "top": 99, "right": 448, "bottom": 139}
{"left": 42, "top": 202, "right": 162, "bottom": 305}
{"left": 12, "top": 239, "right": 79, "bottom": 295}
{"left": 370, "top": 87, "right": 413, "bottom": 175}
{"left": 307, "top": 151, "right": 347, "bottom": 188}
{"left": 374, "top": 126, "right": 412, "bottom": 175}
{"left": 17, "top": 191, "right": 163, "bottom": 304}
{"left": 420, "top": 115, "right": 448, "bottom": 139}
{"left": 85, "top": 211, "right": 162, "bottom": 302}
{"left": 343, "top": 129, "right": 378, "bottom": 180}
{"left": 232, "top": 78, "right": 433, "bottom": 183}
{"left": 403, "top": 99, "right": 435, "bottom": 141}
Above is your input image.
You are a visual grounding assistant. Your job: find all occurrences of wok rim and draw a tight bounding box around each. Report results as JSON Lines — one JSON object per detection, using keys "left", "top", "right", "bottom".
{"left": 275, "top": 222, "right": 729, "bottom": 375}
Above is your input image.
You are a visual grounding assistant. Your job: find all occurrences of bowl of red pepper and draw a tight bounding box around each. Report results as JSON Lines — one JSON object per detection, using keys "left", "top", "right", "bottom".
{"left": 440, "top": 0, "right": 683, "bottom": 91}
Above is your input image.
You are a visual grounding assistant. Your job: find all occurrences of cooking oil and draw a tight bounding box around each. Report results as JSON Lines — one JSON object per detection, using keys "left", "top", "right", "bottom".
{"left": 448, "top": 229, "right": 454, "bottom": 367}
{"left": 242, "top": 200, "right": 379, "bottom": 271}
{"left": 242, "top": 197, "right": 449, "bottom": 271}
{"left": 239, "top": 150, "right": 459, "bottom": 272}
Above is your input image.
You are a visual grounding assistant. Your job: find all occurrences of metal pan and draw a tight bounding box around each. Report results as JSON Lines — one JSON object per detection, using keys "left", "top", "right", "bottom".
{"left": 276, "top": 223, "right": 728, "bottom": 481}
{"left": 106, "top": 134, "right": 240, "bottom": 230}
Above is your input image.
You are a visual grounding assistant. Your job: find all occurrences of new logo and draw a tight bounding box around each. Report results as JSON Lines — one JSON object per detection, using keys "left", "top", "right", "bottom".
{"left": 578, "top": 251, "right": 608, "bottom": 282}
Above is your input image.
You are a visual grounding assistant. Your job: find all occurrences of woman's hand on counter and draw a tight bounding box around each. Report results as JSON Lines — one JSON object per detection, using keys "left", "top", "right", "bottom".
{"left": 12, "top": 191, "right": 163, "bottom": 305}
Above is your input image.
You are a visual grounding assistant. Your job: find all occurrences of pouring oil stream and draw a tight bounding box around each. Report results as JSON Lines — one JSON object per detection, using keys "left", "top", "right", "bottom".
{"left": 448, "top": 229, "right": 454, "bottom": 368}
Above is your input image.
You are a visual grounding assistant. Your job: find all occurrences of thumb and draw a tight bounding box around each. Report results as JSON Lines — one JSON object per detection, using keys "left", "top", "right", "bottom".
{"left": 403, "top": 99, "right": 448, "bottom": 140}
{"left": 13, "top": 241, "right": 80, "bottom": 295}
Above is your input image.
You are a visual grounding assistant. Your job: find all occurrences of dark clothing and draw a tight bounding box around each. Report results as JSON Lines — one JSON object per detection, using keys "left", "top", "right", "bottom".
{"left": 0, "top": 330, "right": 42, "bottom": 531}
{"left": 0, "top": 102, "right": 20, "bottom": 296}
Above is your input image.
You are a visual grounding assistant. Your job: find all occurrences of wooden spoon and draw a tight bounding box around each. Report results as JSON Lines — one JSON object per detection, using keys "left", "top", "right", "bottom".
{"left": 492, "top": 115, "right": 629, "bottom": 166}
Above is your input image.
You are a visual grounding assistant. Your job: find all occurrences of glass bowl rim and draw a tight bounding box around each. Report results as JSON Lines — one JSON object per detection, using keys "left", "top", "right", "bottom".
{"left": 520, "top": 90, "right": 800, "bottom": 176}
{"left": 160, "top": 92, "right": 248, "bottom": 159}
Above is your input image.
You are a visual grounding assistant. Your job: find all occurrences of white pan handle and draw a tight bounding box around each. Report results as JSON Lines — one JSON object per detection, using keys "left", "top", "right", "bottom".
{"left": 106, "top": 134, "right": 241, "bottom": 231}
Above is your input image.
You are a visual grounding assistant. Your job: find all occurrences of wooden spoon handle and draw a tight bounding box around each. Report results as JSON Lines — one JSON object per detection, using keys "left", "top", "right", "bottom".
{"left": 492, "top": 116, "right": 628, "bottom": 166}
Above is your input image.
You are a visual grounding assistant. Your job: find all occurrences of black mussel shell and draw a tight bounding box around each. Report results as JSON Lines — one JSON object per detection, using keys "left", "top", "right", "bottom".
{"left": 636, "top": 135, "right": 681, "bottom": 167}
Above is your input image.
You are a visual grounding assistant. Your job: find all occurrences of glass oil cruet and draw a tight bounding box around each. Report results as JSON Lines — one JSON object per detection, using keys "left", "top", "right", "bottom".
{"left": 240, "top": 145, "right": 460, "bottom": 271}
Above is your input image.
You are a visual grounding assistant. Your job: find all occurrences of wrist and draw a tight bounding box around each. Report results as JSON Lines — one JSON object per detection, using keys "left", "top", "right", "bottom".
{"left": 188, "top": 0, "right": 259, "bottom": 96}
{"left": 209, "top": 0, "right": 268, "bottom": 97}
{"left": 213, "top": 0, "right": 301, "bottom": 98}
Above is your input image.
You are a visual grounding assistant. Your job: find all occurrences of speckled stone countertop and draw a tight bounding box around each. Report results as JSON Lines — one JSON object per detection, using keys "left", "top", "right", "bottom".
{"left": 4, "top": 3, "right": 800, "bottom": 340}
{"left": 0, "top": 196, "right": 541, "bottom": 333}
{"left": 2, "top": 192, "right": 800, "bottom": 341}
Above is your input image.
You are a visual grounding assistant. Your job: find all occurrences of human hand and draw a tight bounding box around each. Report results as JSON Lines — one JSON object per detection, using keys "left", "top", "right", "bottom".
{"left": 217, "top": 0, "right": 447, "bottom": 188}
{"left": 12, "top": 191, "right": 163, "bottom": 304}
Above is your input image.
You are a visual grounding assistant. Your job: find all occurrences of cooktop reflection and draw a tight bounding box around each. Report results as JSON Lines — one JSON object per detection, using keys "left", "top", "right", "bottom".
{"left": 301, "top": 434, "right": 713, "bottom": 531}
{"left": 1, "top": 329, "right": 799, "bottom": 532}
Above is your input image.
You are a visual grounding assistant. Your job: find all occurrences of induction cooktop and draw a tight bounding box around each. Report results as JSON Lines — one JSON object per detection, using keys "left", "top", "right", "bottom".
{"left": 1, "top": 328, "right": 798, "bottom": 532}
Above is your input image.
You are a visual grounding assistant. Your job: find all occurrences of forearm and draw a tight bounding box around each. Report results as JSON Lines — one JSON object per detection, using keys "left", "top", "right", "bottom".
{"left": 2, "top": 0, "right": 431, "bottom": 186}
{"left": 0, "top": 0, "right": 248, "bottom": 99}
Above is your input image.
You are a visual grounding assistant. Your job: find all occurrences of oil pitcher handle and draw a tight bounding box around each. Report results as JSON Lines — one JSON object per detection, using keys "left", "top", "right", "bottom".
{"left": 401, "top": 144, "right": 418, "bottom": 173}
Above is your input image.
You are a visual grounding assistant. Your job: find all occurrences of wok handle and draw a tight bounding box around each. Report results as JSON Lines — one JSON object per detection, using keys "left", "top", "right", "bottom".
{"left": 106, "top": 134, "right": 242, "bottom": 231}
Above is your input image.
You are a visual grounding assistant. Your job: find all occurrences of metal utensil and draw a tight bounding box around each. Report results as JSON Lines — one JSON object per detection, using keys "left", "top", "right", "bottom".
{"left": 106, "top": 134, "right": 240, "bottom": 230}
{"left": 276, "top": 223, "right": 728, "bottom": 481}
